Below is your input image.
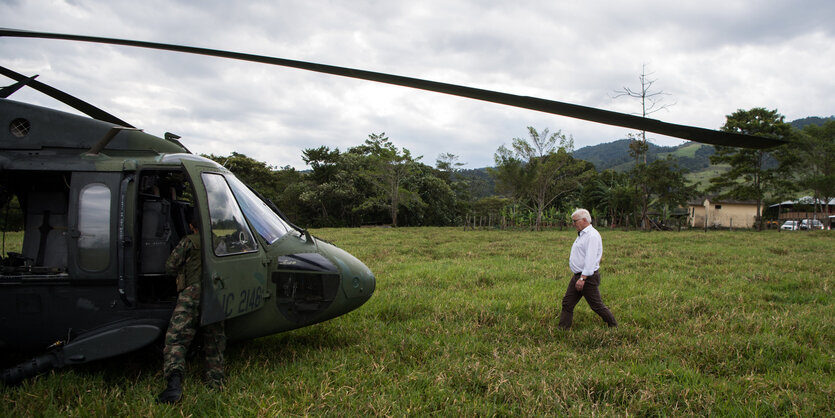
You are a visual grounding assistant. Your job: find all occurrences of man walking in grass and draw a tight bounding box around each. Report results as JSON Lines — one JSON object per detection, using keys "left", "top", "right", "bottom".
{"left": 558, "top": 208, "right": 617, "bottom": 329}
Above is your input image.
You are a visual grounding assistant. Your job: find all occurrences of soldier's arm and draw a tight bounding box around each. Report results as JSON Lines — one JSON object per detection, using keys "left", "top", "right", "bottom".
{"left": 165, "top": 237, "right": 192, "bottom": 276}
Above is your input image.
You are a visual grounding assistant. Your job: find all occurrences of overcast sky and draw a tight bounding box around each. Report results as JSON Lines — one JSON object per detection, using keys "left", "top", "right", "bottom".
{"left": 2, "top": 1, "right": 834, "bottom": 169}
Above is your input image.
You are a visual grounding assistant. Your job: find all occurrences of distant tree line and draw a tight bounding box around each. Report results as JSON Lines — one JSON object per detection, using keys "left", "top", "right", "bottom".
{"left": 0, "top": 111, "right": 827, "bottom": 234}
{"left": 210, "top": 109, "right": 834, "bottom": 231}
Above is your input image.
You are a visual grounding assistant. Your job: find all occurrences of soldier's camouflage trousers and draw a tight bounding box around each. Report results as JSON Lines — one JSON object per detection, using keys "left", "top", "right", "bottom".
{"left": 163, "top": 282, "right": 226, "bottom": 387}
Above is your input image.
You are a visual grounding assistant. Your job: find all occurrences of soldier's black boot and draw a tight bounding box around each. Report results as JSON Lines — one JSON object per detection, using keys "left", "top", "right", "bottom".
{"left": 156, "top": 371, "right": 183, "bottom": 404}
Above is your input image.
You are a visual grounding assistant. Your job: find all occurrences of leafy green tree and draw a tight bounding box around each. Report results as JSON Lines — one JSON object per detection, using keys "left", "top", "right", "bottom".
{"left": 302, "top": 146, "right": 341, "bottom": 184}
{"left": 270, "top": 166, "right": 308, "bottom": 225}
{"left": 627, "top": 151, "right": 651, "bottom": 229}
{"left": 707, "top": 108, "right": 794, "bottom": 230}
{"left": 203, "top": 152, "right": 280, "bottom": 200}
{"left": 435, "top": 153, "right": 474, "bottom": 223}
{"left": 202, "top": 153, "right": 313, "bottom": 226}
{"left": 435, "top": 153, "right": 465, "bottom": 182}
{"left": 491, "top": 127, "right": 594, "bottom": 230}
{"left": 583, "top": 159, "right": 693, "bottom": 230}
{"left": 473, "top": 196, "right": 512, "bottom": 227}
{"left": 794, "top": 121, "right": 835, "bottom": 228}
{"left": 622, "top": 137, "right": 696, "bottom": 230}
{"left": 299, "top": 146, "right": 339, "bottom": 224}
{"left": 349, "top": 133, "right": 421, "bottom": 227}
{"left": 401, "top": 164, "right": 457, "bottom": 226}
{"left": 340, "top": 152, "right": 384, "bottom": 226}
{"left": 644, "top": 158, "right": 697, "bottom": 225}
{"left": 583, "top": 170, "right": 637, "bottom": 228}
{"left": 299, "top": 146, "right": 368, "bottom": 226}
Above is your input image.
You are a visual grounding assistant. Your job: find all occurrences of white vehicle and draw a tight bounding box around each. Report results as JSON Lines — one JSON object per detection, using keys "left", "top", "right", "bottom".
{"left": 800, "top": 219, "right": 824, "bottom": 230}
{"left": 781, "top": 220, "right": 799, "bottom": 230}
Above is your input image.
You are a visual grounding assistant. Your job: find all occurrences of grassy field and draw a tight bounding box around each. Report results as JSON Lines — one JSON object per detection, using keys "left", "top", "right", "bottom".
{"left": 2, "top": 228, "right": 833, "bottom": 416}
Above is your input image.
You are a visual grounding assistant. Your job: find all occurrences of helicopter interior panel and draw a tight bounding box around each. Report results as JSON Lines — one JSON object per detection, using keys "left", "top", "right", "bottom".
{"left": 135, "top": 170, "right": 192, "bottom": 303}
{"left": 0, "top": 171, "right": 71, "bottom": 276}
{"left": 21, "top": 190, "right": 68, "bottom": 272}
{"left": 139, "top": 198, "right": 176, "bottom": 274}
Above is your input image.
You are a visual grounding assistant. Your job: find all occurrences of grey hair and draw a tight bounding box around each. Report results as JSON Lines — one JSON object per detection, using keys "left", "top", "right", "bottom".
{"left": 572, "top": 208, "right": 591, "bottom": 223}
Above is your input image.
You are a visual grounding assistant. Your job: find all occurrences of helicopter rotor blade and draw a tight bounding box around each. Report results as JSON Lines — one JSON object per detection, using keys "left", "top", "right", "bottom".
{"left": 0, "top": 28, "right": 783, "bottom": 149}
{"left": 0, "top": 73, "right": 38, "bottom": 98}
{"left": 0, "top": 64, "right": 135, "bottom": 127}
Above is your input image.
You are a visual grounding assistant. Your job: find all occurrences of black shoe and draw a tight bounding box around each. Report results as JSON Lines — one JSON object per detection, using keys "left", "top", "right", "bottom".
{"left": 156, "top": 372, "right": 183, "bottom": 404}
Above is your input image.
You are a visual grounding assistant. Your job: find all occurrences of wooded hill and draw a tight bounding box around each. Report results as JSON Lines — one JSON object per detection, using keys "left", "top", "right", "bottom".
{"left": 573, "top": 115, "right": 833, "bottom": 173}
{"left": 572, "top": 139, "right": 714, "bottom": 172}
{"left": 463, "top": 115, "right": 835, "bottom": 195}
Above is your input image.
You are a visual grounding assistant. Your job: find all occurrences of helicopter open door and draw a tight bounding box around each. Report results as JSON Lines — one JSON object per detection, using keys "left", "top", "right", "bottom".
{"left": 180, "top": 159, "right": 268, "bottom": 326}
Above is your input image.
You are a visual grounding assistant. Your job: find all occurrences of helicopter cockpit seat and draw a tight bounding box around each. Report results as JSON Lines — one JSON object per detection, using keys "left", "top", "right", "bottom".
{"left": 169, "top": 199, "right": 191, "bottom": 239}
{"left": 21, "top": 191, "right": 68, "bottom": 271}
{"left": 139, "top": 197, "right": 179, "bottom": 274}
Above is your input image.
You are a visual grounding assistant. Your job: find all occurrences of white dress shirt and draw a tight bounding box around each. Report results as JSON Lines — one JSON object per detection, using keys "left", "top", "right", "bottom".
{"left": 569, "top": 224, "right": 602, "bottom": 276}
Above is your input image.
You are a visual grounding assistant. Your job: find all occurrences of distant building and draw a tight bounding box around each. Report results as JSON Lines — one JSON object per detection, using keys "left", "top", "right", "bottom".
{"left": 768, "top": 196, "right": 835, "bottom": 220}
{"left": 688, "top": 197, "right": 758, "bottom": 229}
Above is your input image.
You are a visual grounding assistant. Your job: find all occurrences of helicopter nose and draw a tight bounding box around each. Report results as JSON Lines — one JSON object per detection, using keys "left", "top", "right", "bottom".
{"left": 347, "top": 266, "right": 376, "bottom": 300}
{"left": 316, "top": 240, "right": 375, "bottom": 304}
{"left": 338, "top": 253, "right": 375, "bottom": 303}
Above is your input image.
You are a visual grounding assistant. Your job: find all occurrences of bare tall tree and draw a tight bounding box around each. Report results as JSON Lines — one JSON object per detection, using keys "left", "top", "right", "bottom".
{"left": 612, "top": 64, "right": 675, "bottom": 229}
{"left": 612, "top": 64, "right": 675, "bottom": 162}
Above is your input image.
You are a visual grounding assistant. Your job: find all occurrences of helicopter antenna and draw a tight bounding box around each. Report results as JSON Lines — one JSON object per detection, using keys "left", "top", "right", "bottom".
{"left": 0, "top": 28, "right": 784, "bottom": 149}
{"left": 164, "top": 132, "right": 191, "bottom": 153}
{"left": 0, "top": 65, "right": 135, "bottom": 128}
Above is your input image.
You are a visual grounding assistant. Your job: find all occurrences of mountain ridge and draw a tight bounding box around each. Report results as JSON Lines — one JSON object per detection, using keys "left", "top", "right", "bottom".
{"left": 570, "top": 115, "right": 835, "bottom": 172}
{"left": 462, "top": 116, "right": 832, "bottom": 194}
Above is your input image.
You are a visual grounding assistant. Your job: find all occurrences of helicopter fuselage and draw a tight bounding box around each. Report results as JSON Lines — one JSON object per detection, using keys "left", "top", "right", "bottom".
{"left": 0, "top": 98, "right": 375, "bottom": 381}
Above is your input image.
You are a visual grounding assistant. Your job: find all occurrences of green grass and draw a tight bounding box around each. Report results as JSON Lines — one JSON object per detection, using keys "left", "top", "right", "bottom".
{"left": 2, "top": 228, "right": 834, "bottom": 416}
{"left": 0, "top": 231, "right": 22, "bottom": 256}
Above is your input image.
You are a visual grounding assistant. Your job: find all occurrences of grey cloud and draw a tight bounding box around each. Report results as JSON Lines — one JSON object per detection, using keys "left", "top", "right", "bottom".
{"left": 2, "top": 0, "right": 834, "bottom": 170}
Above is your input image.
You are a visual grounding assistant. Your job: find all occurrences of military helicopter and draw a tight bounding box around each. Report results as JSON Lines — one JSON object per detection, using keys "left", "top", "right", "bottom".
{"left": 0, "top": 28, "right": 782, "bottom": 385}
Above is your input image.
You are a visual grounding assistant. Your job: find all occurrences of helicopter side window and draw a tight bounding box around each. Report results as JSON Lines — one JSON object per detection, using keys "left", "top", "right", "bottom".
{"left": 202, "top": 173, "right": 257, "bottom": 256}
{"left": 77, "top": 183, "right": 111, "bottom": 272}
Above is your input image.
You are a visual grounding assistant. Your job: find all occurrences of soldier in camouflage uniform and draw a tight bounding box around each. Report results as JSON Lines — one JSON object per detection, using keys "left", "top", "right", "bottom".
{"left": 157, "top": 218, "right": 226, "bottom": 404}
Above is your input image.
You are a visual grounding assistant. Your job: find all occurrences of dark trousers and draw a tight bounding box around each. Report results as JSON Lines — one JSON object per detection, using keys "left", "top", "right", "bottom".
{"left": 558, "top": 271, "right": 617, "bottom": 329}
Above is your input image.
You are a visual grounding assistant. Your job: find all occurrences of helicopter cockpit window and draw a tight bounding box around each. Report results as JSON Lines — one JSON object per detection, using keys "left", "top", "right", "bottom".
{"left": 77, "top": 183, "right": 111, "bottom": 271}
{"left": 202, "top": 173, "right": 257, "bottom": 256}
{"left": 225, "top": 175, "right": 290, "bottom": 244}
